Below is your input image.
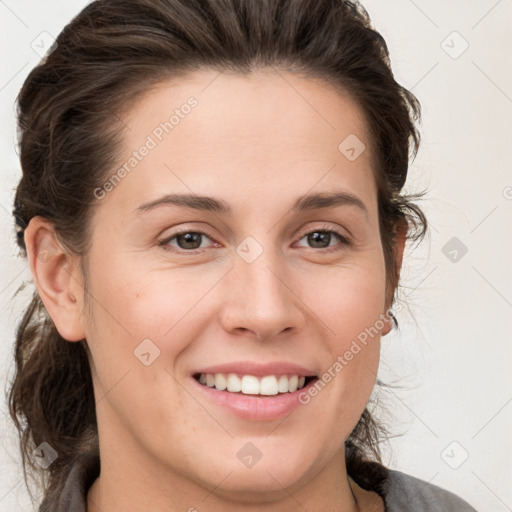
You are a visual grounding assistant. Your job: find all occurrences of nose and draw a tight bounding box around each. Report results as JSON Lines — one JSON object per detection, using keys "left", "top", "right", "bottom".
{"left": 218, "top": 246, "right": 305, "bottom": 342}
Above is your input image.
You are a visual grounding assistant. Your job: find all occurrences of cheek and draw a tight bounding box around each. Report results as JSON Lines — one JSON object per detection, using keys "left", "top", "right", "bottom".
{"left": 83, "top": 255, "right": 219, "bottom": 367}
{"left": 87, "top": 245, "right": 173, "bottom": 333}
{"left": 311, "top": 255, "right": 387, "bottom": 345}
{"left": 82, "top": 261, "right": 203, "bottom": 432}
{"left": 307, "top": 259, "right": 386, "bottom": 415}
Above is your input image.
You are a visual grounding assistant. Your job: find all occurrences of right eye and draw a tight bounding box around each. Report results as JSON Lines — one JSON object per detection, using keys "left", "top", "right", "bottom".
{"left": 158, "top": 230, "right": 219, "bottom": 253}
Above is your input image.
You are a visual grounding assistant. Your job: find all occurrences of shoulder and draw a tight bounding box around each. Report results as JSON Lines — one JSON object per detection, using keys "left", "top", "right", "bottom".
{"left": 39, "top": 452, "right": 100, "bottom": 512}
{"left": 383, "top": 469, "right": 478, "bottom": 512}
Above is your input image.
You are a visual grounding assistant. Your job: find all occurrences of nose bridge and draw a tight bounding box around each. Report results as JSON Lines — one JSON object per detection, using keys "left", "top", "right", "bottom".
{"left": 220, "top": 234, "right": 303, "bottom": 339}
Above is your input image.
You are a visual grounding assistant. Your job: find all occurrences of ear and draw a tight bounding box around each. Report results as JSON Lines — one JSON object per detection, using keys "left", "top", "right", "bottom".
{"left": 24, "top": 216, "right": 86, "bottom": 342}
{"left": 381, "top": 220, "right": 408, "bottom": 336}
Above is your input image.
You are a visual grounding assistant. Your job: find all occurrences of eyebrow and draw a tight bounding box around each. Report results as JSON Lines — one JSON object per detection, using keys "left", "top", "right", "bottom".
{"left": 135, "top": 191, "right": 369, "bottom": 219}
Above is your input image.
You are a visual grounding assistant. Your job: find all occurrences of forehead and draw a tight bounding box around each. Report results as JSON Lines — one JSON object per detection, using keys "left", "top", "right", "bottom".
{"left": 106, "top": 68, "right": 377, "bottom": 219}
{"left": 122, "top": 68, "right": 372, "bottom": 153}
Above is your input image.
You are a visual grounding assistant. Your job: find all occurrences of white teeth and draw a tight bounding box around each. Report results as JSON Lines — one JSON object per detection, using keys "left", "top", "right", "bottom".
{"left": 241, "top": 375, "right": 260, "bottom": 394}
{"left": 260, "top": 375, "right": 279, "bottom": 396}
{"left": 214, "top": 373, "right": 227, "bottom": 391}
{"left": 226, "top": 373, "right": 242, "bottom": 392}
{"left": 277, "top": 375, "right": 289, "bottom": 393}
{"left": 197, "top": 373, "right": 311, "bottom": 395}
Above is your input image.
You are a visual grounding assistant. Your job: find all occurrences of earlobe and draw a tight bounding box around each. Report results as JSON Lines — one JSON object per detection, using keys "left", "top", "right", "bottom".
{"left": 382, "top": 221, "right": 408, "bottom": 337}
{"left": 393, "top": 220, "right": 408, "bottom": 277}
{"left": 381, "top": 314, "right": 393, "bottom": 337}
{"left": 24, "top": 217, "right": 86, "bottom": 342}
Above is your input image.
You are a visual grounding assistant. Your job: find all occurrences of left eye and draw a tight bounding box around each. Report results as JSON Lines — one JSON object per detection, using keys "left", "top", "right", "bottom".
{"left": 159, "top": 227, "right": 350, "bottom": 252}
{"left": 296, "top": 228, "right": 350, "bottom": 250}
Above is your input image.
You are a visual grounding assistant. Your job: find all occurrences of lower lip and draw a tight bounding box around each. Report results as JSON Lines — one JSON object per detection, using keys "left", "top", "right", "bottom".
{"left": 192, "top": 377, "right": 317, "bottom": 421}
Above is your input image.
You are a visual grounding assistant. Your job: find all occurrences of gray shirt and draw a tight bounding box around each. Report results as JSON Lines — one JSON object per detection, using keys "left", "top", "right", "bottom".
{"left": 39, "top": 453, "right": 478, "bottom": 511}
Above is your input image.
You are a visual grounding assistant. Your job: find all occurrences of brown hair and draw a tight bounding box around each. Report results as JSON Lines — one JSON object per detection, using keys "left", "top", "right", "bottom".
{"left": 9, "top": 0, "right": 428, "bottom": 505}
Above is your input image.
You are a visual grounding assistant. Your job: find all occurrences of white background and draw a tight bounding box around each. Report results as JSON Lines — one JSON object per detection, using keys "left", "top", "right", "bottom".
{"left": 1, "top": 1, "right": 511, "bottom": 510}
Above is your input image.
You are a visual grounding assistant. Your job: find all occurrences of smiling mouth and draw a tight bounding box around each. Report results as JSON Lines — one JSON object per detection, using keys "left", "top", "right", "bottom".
{"left": 193, "top": 372, "right": 318, "bottom": 396}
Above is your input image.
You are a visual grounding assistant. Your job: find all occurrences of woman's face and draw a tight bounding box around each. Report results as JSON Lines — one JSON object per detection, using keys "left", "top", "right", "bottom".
{"left": 80, "top": 69, "right": 397, "bottom": 501}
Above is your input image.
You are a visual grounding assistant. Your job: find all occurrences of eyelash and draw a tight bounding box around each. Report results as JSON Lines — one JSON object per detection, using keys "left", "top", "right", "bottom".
{"left": 158, "top": 225, "right": 351, "bottom": 254}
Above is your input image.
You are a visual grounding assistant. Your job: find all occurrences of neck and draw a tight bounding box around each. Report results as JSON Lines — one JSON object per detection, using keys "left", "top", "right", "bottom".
{"left": 87, "top": 442, "right": 364, "bottom": 512}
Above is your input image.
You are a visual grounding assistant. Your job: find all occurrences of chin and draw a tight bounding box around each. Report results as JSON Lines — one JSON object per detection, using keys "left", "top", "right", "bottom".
{"left": 198, "top": 443, "right": 320, "bottom": 498}
{"left": 205, "top": 464, "right": 310, "bottom": 503}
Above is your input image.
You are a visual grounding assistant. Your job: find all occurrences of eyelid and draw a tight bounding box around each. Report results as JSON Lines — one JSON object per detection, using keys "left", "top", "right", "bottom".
{"left": 158, "top": 227, "right": 218, "bottom": 250}
{"left": 158, "top": 222, "right": 352, "bottom": 252}
{"left": 295, "top": 223, "right": 351, "bottom": 242}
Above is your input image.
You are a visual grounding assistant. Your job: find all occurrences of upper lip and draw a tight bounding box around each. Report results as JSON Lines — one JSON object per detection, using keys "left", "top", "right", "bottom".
{"left": 193, "top": 361, "right": 317, "bottom": 378}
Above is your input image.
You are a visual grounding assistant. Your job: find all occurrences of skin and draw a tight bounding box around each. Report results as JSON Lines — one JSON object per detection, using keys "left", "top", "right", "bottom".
{"left": 25, "top": 68, "right": 407, "bottom": 512}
